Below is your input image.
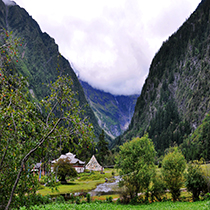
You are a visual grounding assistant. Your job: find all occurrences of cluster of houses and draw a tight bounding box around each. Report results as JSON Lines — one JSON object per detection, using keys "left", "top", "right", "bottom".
{"left": 34, "top": 152, "right": 103, "bottom": 178}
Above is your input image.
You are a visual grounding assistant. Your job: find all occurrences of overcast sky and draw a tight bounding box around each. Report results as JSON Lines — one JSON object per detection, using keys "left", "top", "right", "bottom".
{"left": 4, "top": 0, "right": 201, "bottom": 95}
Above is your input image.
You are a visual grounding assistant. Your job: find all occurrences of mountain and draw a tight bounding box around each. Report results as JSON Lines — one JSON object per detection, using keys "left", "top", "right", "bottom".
{"left": 0, "top": 0, "right": 110, "bottom": 143}
{"left": 112, "top": 0, "right": 210, "bottom": 154}
{"left": 80, "top": 80, "right": 138, "bottom": 138}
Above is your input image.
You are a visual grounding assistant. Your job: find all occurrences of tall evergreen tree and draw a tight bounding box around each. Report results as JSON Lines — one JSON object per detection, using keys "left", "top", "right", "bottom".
{"left": 97, "top": 130, "right": 109, "bottom": 166}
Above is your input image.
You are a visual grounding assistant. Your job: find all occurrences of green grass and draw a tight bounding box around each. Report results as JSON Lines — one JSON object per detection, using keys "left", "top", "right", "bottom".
{"left": 37, "top": 164, "right": 210, "bottom": 198}
{"left": 37, "top": 169, "right": 118, "bottom": 196}
{"left": 19, "top": 201, "right": 210, "bottom": 210}
{"left": 37, "top": 180, "right": 104, "bottom": 196}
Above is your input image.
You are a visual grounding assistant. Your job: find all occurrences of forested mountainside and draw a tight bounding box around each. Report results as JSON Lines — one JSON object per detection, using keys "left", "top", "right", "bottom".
{"left": 80, "top": 80, "right": 138, "bottom": 138}
{"left": 0, "top": 0, "right": 110, "bottom": 142}
{"left": 112, "top": 0, "right": 210, "bottom": 155}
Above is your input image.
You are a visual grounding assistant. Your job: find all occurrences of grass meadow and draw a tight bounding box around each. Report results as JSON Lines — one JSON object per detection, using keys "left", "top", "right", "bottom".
{"left": 32, "top": 165, "right": 210, "bottom": 210}
{"left": 18, "top": 201, "right": 210, "bottom": 210}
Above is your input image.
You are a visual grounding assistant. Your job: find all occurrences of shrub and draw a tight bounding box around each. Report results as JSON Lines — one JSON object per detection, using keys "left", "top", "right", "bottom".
{"left": 162, "top": 147, "right": 186, "bottom": 201}
{"left": 185, "top": 161, "right": 208, "bottom": 201}
{"left": 76, "top": 196, "right": 80, "bottom": 204}
{"left": 116, "top": 134, "right": 156, "bottom": 199}
{"left": 86, "top": 193, "right": 91, "bottom": 203}
{"left": 150, "top": 174, "right": 166, "bottom": 202}
{"left": 53, "top": 158, "right": 77, "bottom": 183}
{"left": 106, "top": 196, "right": 113, "bottom": 203}
{"left": 55, "top": 195, "right": 65, "bottom": 203}
{"left": 116, "top": 198, "right": 121, "bottom": 204}
{"left": 12, "top": 194, "right": 52, "bottom": 209}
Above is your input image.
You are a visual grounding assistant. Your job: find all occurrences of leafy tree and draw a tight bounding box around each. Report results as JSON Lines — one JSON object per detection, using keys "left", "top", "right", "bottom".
{"left": 53, "top": 158, "right": 77, "bottom": 184}
{"left": 0, "top": 31, "right": 93, "bottom": 210}
{"left": 115, "top": 134, "right": 156, "bottom": 199}
{"left": 161, "top": 147, "right": 186, "bottom": 201}
{"left": 97, "top": 130, "right": 109, "bottom": 166}
{"left": 185, "top": 161, "right": 208, "bottom": 201}
{"left": 150, "top": 174, "right": 166, "bottom": 202}
{"left": 181, "top": 112, "right": 210, "bottom": 161}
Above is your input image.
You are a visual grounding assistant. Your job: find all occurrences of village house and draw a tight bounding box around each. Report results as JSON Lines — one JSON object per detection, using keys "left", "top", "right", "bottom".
{"left": 51, "top": 152, "right": 85, "bottom": 173}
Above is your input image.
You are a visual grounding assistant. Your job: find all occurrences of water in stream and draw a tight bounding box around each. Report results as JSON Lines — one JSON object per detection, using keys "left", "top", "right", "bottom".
{"left": 89, "top": 176, "right": 121, "bottom": 196}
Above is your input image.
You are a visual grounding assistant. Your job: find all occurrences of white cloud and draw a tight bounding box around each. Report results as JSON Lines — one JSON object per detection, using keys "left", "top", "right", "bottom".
{"left": 14, "top": 0, "right": 201, "bottom": 95}
{"left": 2, "top": 0, "right": 16, "bottom": 5}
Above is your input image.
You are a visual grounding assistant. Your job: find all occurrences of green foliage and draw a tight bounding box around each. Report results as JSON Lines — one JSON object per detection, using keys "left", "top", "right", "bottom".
{"left": 106, "top": 196, "right": 113, "bottom": 203}
{"left": 0, "top": 31, "right": 93, "bottom": 210}
{"left": 86, "top": 193, "right": 91, "bottom": 203}
{"left": 150, "top": 174, "right": 167, "bottom": 202}
{"left": 185, "top": 161, "right": 208, "bottom": 201}
{"left": 55, "top": 195, "right": 65, "bottom": 204}
{"left": 162, "top": 147, "right": 186, "bottom": 201}
{"left": 116, "top": 134, "right": 156, "bottom": 199}
{"left": 113, "top": 0, "right": 210, "bottom": 154}
{"left": 0, "top": 3, "right": 104, "bottom": 144}
{"left": 96, "top": 130, "right": 109, "bottom": 166}
{"left": 181, "top": 113, "right": 210, "bottom": 161}
{"left": 53, "top": 158, "right": 77, "bottom": 183}
{"left": 0, "top": 30, "right": 44, "bottom": 209}
{"left": 11, "top": 194, "right": 52, "bottom": 210}
{"left": 76, "top": 196, "right": 81, "bottom": 204}
{"left": 16, "top": 200, "right": 210, "bottom": 210}
{"left": 78, "top": 171, "right": 107, "bottom": 181}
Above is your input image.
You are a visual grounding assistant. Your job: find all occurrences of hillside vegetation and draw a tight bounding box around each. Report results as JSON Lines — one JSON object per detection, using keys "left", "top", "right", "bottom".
{"left": 113, "top": 0, "right": 210, "bottom": 155}
{"left": 80, "top": 80, "right": 138, "bottom": 138}
{"left": 0, "top": 0, "right": 109, "bottom": 142}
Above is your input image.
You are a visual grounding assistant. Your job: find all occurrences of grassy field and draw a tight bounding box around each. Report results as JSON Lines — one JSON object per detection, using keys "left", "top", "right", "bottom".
{"left": 18, "top": 201, "right": 210, "bottom": 210}
{"left": 37, "top": 164, "right": 210, "bottom": 199}
{"left": 37, "top": 169, "right": 117, "bottom": 196}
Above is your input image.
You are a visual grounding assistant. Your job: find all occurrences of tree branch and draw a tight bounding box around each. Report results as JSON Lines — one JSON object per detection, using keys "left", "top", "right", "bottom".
{"left": 5, "top": 118, "right": 62, "bottom": 210}
{"left": 46, "top": 101, "right": 58, "bottom": 127}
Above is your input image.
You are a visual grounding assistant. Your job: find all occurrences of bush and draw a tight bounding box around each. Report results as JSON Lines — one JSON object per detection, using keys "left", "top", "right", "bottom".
{"left": 116, "top": 198, "right": 121, "bottom": 204}
{"left": 86, "top": 193, "right": 91, "bottom": 203}
{"left": 12, "top": 194, "right": 52, "bottom": 209}
{"left": 78, "top": 171, "right": 105, "bottom": 181}
{"left": 185, "top": 161, "right": 208, "bottom": 201}
{"left": 53, "top": 158, "right": 77, "bottom": 183}
{"left": 130, "top": 196, "right": 138, "bottom": 205}
{"left": 55, "top": 195, "right": 65, "bottom": 203}
{"left": 151, "top": 174, "right": 166, "bottom": 202}
{"left": 106, "top": 196, "right": 113, "bottom": 203}
{"left": 116, "top": 134, "right": 156, "bottom": 199}
{"left": 162, "top": 147, "right": 186, "bottom": 201}
{"left": 76, "top": 196, "right": 80, "bottom": 204}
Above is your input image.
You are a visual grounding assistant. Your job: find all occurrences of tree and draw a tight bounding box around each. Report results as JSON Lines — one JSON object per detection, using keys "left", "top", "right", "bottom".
{"left": 150, "top": 174, "right": 166, "bottom": 202}
{"left": 53, "top": 158, "right": 77, "bottom": 184}
{"left": 97, "top": 130, "right": 109, "bottom": 166}
{"left": 115, "top": 134, "right": 156, "bottom": 199}
{"left": 181, "top": 112, "right": 210, "bottom": 161}
{"left": 0, "top": 31, "right": 94, "bottom": 210}
{"left": 161, "top": 147, "right": 186, "bottom": 201}
{"left": 185, "top": 161, "right": 208, "bottom": 201}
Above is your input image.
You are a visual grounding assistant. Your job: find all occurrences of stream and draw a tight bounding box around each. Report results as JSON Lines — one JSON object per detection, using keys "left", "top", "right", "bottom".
{"left": 89, "top": 176, "right": 121, "bottom": 196}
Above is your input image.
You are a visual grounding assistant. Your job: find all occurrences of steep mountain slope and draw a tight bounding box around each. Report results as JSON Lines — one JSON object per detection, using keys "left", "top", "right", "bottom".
{"left": 112, "top": 0, "right": 210, "bottom": 154}
{"left": 0, "top": 0, "right": 107, "bottom": 142}
{"left": 80, "top": 80, "right": 138, "bottom": 138}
